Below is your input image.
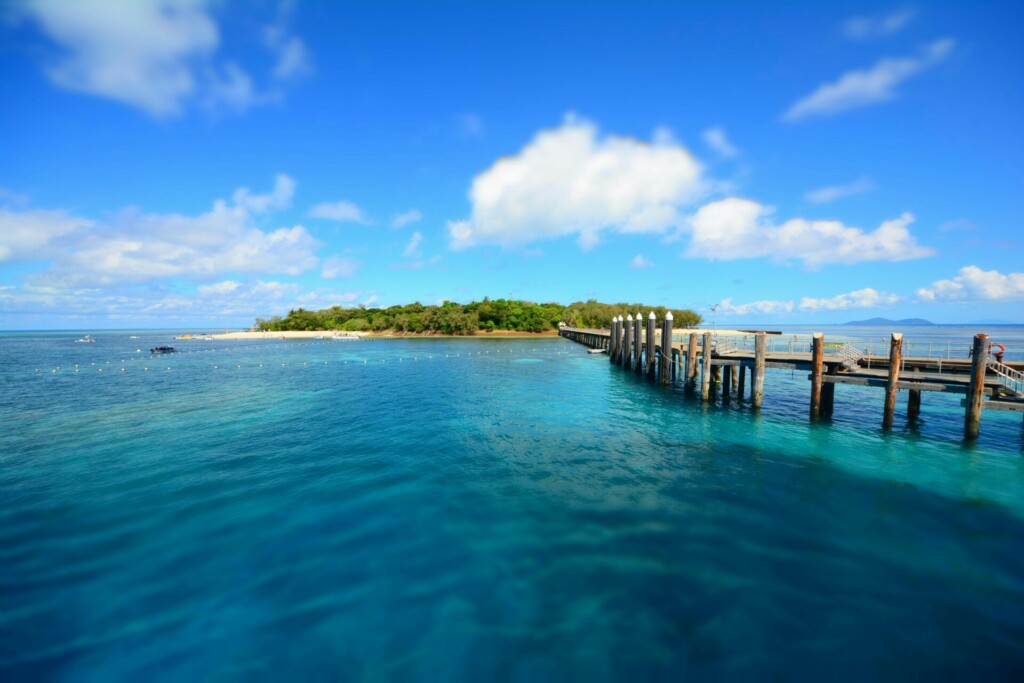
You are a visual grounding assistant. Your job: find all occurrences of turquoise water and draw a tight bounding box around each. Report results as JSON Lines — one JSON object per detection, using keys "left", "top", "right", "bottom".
{"left": 2, "top": 331, "right": 1023, "bottom": 678}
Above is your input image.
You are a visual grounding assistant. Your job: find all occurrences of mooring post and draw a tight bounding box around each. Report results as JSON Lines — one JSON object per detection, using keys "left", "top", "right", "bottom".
{"left": 964, "top": 333, "right": 989, "bottom": 440}
{"left": 611, "top": 316, "right": 621, "bottom": 363}
{"left": 722, "top": 365, "right": 732, "bottom": 401}
{"left": 752, "top": 332, "right": 766, "bottom": 409}
{"left": 731, "top": 364, "right": 739, "bottom": 393}
{"left": 661, "top": 312, "right": 674, "bottom": 384}
{"left": 623, "top": 315, "right": 634, "bottom": 369}
{"left": 908, "top": 389, "right": 921, "bottom": 420}
{"left": 737, "top": 362, "right": 746, "bottom": 399}
{"left": 822, "top": 366, "right": 835, "bottom": 417}
{"left": 686, "top": 332, "right": 699, "bottom": 391}
{"left": 882, "top": 332, "right": 903, "bottom": 430}
{"left": 645, "top": 312, "right": 656, "bottom": 380}
{"left": 701, "top": 332, "right": 713, "bottom": 401}
{"left": 810, "top": 333, "right": 824, "bottom": 419}
{"left": 633, "top": 312, "right": 643, "bottom": 373}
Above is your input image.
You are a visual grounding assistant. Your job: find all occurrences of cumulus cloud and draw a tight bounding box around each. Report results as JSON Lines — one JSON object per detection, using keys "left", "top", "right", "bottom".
{"left": 805, "top": 178, "right": 874, "bottom": 204}
{"left": 783, "top": 38, "right": 955, "bottom": 122}
{"left": 403, "top": 231, "right": 423, "bottom": 258}
{"left": 683, "top": 197, "right": 933, "bottom": 268}
{"left": 719, "top": 298, "right": 795, "bottom": 316}
{"left": 800, "top": 288, "right": 900, "bottom": 311}
{"left": 447, "top": 114, "right": 705, "bottom": 251}
{"left": 630, "top": 254, "right": 653, "bottom": 269}
{"left": 12, "top": 175, "right": 320, "bottom": 288}
{"left": 17, "top": 0, "right": 309, "bottom": 117}
{"left": 391, "top": 209, "right": 422, "bottom": 229}
{"left": 702, "top": 126, "right": 739, "bottom": 158}
{"left": 0, "top": 208, "right": 93, "bottom": 261}
{"left": 321, "top": 256, "right": 360, "bottom": 279}
{"left": 844, "top": 9, "right": 917, "bottom": 40}
{"left": 917, "top": 266, "right": 1024, "bottom": 302}
{"left": 309, "top": 200, "right": 370, "bottom": 224}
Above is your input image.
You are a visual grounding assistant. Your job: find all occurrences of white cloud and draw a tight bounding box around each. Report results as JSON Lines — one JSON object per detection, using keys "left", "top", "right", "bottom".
{"left": 630, "top": 254, "right": 653, "bottom": 269}
{"left": 702, "top": 126, "right": 739, "bottom": 158}
{"left": 264, "top": 20, "right": 311, "bottom": 81}
{"left": 719, "top": 297, "right": 795, "bottom": 316}
{"left": 309, "top": 200, "right": 370, "bottom": 224}
{"left": 917, "top": 266, "right": 1024, "bottom": 302}
{"left": 403, "top": 231, "right": 423, "bottom": 258}
{"left": 448, "top": 114, "right": 705, "bottom": 250}
{"left": 800, "top": 288, "right": 900, "bottom": 311}
{"left": 321, "top": 256, "right": 360, "bottom": 279}
{"left": 783, "top": 38, "right": 955, "bottom": 122}
{"left": 0, "top": 208, "right": 93, "bottom": 261}
{"left": 684, "top": 198, "right": 933, "bottom": 268}
{"left": 805, "top": 178, "right": 874, "bottom": 204}
{"left": 844, "top": 9, "right": 917, "bottom": 40}
{"left": 15, "top": 175, "right": 319, "bottom": 288}
{"left": 391, "top": 209, "right": 422, "bottom": 229}
{"left": 18, "top": 0, "right": 308, "bottom": 117}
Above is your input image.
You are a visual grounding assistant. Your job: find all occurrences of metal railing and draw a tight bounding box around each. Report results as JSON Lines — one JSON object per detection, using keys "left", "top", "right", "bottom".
{"left": 988, "top": 359, "right": 1024, "bottom": 397}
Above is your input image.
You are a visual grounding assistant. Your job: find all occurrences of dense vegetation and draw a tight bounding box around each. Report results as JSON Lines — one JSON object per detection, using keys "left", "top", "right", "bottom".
{"left": 256, "top": 298, "right": 701, "bottom": 335}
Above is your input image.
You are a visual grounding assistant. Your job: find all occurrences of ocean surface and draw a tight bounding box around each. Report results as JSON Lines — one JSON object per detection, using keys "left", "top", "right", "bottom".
{"left": 2, "top": 328, "right": 1023, "bottom": 679}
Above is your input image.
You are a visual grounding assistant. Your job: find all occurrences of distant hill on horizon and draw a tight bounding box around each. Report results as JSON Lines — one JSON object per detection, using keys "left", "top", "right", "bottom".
{"left": 843, "top": 317, "right": 934, "bottom": 326}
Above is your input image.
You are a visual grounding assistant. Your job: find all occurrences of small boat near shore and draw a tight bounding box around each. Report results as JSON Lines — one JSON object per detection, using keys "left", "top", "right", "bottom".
{"left": 150, "top": 346, "right": 176, "bottom": 354}
{"left": 587, "top": 348, "right": 607, "bottom": 354}
{"left": 331, "top": 334, "right": 358, "bottom": 341}
{"left": 75, "top": 335, "right": 95, "bottom": 343}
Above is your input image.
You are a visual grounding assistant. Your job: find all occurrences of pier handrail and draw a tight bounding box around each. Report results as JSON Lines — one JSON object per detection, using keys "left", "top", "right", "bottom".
{"left": 988, "top": 359, "right": 1024, "bottom": 397}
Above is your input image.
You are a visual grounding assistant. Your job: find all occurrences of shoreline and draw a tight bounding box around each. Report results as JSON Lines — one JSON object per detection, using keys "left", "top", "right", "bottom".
{"left": 211, "top": 329, "right": 563, "bottom": 340}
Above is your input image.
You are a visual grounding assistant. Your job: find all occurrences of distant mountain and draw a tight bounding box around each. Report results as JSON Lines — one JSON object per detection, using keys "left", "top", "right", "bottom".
{"left": 967, "top": 319, "right": 1017, "bottom": 325}
{"left": 842, "top": 317, "right": 934, "bottom": 326}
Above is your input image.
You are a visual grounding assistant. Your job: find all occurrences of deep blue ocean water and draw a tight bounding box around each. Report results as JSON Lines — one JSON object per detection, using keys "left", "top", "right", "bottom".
{"left": 2, "top": 329, "right": 1023, "bottom": 679}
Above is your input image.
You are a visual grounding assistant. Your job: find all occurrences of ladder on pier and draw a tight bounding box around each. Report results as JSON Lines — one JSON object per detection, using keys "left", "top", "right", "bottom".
{"left": 836, "top": 343, "right": 863, "bottom": 372}
{"left": 989, "top": 359, "right": 1024, "bottom": 398}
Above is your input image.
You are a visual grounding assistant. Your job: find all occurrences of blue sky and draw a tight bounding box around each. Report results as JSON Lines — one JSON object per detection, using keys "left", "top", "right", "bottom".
{"left": 1, "top": 0, "right": 1022, "bottom": 329}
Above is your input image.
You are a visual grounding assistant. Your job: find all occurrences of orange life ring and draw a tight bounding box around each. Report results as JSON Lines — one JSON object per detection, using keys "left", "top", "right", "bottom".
{"left": 991, "top": 343, "right": 1005, "bottom": 357}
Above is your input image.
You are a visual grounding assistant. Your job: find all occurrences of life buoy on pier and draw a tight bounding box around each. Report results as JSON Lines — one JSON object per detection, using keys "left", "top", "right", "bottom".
{"left": 990, "top": 343, "right": 1005, "bottom": 361}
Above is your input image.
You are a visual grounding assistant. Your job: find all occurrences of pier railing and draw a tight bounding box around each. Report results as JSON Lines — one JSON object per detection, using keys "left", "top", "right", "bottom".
{"left": 989, "top": 359, "right": 1024, "bottom": 397}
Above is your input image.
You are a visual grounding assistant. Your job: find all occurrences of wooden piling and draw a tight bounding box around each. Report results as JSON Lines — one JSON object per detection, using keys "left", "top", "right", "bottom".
{"left": 645, "top": 312, "right": 656, "bottom": 380}
{"left": 686, "top": 332, "right": 699, "bottom": 391}
{"left": 622, "top": 315, "right": 633, "bottom": 369}
{"left": 752, "top": 333, "right": 766, "bottom": 409}
{"left": 810, "top": 333, "right": 824, "bottom": 419}
{"left": 882, "top": 333, "right": 903, "bottom": 430}
{"left": 701, "top": 332, "right": 713, "bottom": 401}
{"left": 908, "top": 389, "right": 921, "bottom": 420}
{"left": 661, "top": 312, "right": 674, "bottom": 384}
{"left": 633, "top": 312, "right": 643, "bottom": 373}
{"left": 609, "top": 317, "right": 619, "bottom": 363}
{"left": 722, "top": 365, "right": 732, "bottom": 401}
{"left": 964, "top": 333, "right": 989, "bottom": 439}
{"left": 737, "top": 363, "right": 746, "bottom": 399}
{"left": 822, "top": 365, "right": 835, "bottom": 417}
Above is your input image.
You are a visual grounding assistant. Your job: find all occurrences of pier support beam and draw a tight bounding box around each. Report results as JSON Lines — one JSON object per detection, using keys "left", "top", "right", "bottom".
{"left": 722, "top": 365, "right": 732, "bottom": 402}
{"left": 752, "top": 333, "right": 766, "bottom": 409}
{"left": 701, "top": 332, "right": 713, "bottom": 401}
{"left": 686, "top": 333, "right": 699, "bottom": 391}
{"left": 645, "top": 313, "right": 656, "bottom": 380}
{"left": 908, "top": 389, "right": 921, "bottom": 420}
{"left": 964, "top": 333, "right": 989, "bottom": 440}
{"left": 633, "top": 312, "right": 643, "bottom": 374}
{"left": 737, "top": 362, "right": 746, "bottom": 399}
{"left": 609, "top": 317, "right": 619, "bottom": 363}
{"left": 822, "top": 366, "right": 835, "bottom": 417}
{"left": 660, "top": 312, "right": 674, "bottom": 385}
{"left": 622, "top": 315, "right": 634, "bottom": 370}
{"left": 810, "top": 333, "right": 824, "bottom": 419}
{"left": 882, "top": 333, "right": 903, "bottom": 430}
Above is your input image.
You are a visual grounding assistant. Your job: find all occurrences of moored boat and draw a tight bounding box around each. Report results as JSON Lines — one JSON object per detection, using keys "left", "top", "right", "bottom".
{"left": 150, "top": 346, "right": 176, "bottom": 354}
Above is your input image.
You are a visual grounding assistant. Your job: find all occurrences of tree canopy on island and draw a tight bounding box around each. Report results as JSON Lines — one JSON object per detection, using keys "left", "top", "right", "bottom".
{"left": 255, "top": 298, "right": 702, "bottom": 335}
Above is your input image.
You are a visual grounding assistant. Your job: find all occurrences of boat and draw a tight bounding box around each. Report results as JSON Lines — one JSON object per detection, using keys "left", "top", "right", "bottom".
{"left": 150, "top": 346, "right": 176, "bottom": 354}
{"left": 331, "top": 334, "right": 358, "bottom": 341}
{"left": 588, "top": 348, "right": 607, "bottom": 354}
{"left": 174, "top": 334, "right": 194, "bottom": 340}
{"left": 129, "top": 335, "right": 140, "bottom": 340}
{"left": 202, "top": 336, "right": 214, "bottom": 341}
{"left": 75, "top": 335, "right": 95, "bottom": 343}
{"left": 314, "top": 334, "right": 324, "bottom": 339}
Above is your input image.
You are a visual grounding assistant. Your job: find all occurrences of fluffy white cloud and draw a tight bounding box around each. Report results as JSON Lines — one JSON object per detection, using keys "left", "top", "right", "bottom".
{"left": 321, "top": 256, "right": 360, "bottom": 279}
{"left": 629, "top": 254, "right": 653, "bottom": 269}
{"left": 309, "top": 200, "right": 370, "bottom": 224}
{"left": 719, "top": 298, "right": 795, "bottom": 316}
{"left": 702, "top": 126, "right": 739, "bottom": 158}
{"left": 448, "top": 115, "right": 705, "bottom": 250}
{"left": 844, "top": 9, "right": 917, "bottom": 40}
{"left": 391, "top": 209, "right": 422, "bottom": 229}
{"left": 800, "top": 288, "right": 900, "bottom": 311}
{"left": 264, "top": 20, "right": 311, "bottom": 81}
{"left": 684, "top": 198, "right": 933, "bottom": 267}
{"left": 18, "top": 0, "right": 308, "bottom": 117}
{"left": 783, "top": 39, "right": 954, "bottom": 121}
{"left": 805, "top": 178, "right": 874, "bottom": 204}
{"left": 917, "top": 266, "right": 1024, "bottom": 302}
{"left": 13, "top": 175, "right": 319, "bottom": 288}
{"left": 403, "top": 231, "right": 423, "bottom": 258}
{"left": 0, "top": 208, "right": 93, "bottom": 261}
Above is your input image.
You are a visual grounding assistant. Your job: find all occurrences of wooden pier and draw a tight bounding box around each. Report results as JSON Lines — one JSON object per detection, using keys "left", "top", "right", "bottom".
{"left": 561, "top": 318, "right": 1024, "bottom": 440}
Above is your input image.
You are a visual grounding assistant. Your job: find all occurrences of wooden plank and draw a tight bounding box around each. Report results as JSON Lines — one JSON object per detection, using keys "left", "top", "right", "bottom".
{"left": 960, "top": 399, "right": 1024, "bottom": 413}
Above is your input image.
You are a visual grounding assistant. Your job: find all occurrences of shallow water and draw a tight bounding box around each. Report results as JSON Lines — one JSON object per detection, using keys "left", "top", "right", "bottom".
{"left": 2, "top": 332, "right": 1023, "bottom": 678}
